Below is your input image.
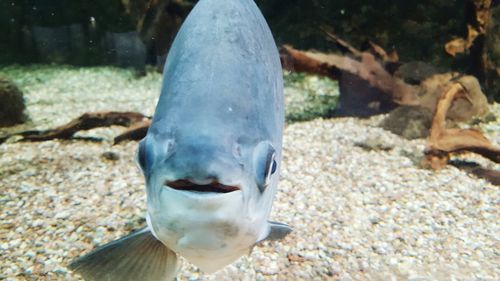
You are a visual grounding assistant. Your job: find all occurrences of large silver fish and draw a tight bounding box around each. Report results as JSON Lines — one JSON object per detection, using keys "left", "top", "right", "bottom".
{"left": 69, "top": 0, "right": 290, "bottom": 280}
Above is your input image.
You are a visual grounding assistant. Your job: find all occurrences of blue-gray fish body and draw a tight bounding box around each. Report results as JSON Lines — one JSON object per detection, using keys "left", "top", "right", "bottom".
{"left": 69, "top": 0, "right": 290, "bottom": 280}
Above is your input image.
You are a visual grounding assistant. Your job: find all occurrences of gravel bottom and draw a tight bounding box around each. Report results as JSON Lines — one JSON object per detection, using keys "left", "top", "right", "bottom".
{"left": 1, "top": 117, "right": 498, "bottom": 281}
{"left": 1, "top": 67, "right": 498, "bottom": 281}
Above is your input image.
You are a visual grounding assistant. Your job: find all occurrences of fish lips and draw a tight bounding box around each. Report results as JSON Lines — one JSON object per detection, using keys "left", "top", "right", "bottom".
{"left": 164, "top": 179, "right": 241, "bottom": 196}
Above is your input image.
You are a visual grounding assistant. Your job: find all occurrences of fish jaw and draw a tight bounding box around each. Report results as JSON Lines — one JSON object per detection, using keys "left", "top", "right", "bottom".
{"left": 147, "top": 184, "right": 269, "bottom": 272}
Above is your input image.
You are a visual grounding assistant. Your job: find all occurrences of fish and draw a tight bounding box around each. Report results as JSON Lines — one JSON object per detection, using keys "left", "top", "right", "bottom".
{"left": 68, "top": 0, "right": 291, "bottom": 280}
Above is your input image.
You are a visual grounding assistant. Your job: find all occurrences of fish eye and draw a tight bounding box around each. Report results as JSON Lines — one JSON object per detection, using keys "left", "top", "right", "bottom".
{"left": 265, "top": 152, "right": 276, "bottom": 179}
{"left": 271, "top": 159, "right": 277, "bottom": 175}
{"left": 262, "top": 152, "right": 277, "bottom": 192}
{"left": 253, "top": 141, "right": 277, "bottom": 193}
{"left": 136, "top": 139, "right": 149, "bottom": 172}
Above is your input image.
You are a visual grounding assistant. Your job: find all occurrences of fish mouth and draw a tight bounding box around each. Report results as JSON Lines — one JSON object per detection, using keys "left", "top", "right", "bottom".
{"left": 166, "top": 179, "right": 240, "bottom": 193}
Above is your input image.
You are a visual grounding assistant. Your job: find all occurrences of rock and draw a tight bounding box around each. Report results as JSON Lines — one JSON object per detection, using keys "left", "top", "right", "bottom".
{"left": 0, "top": 77, "right": 27, "bottom": 127}
{"left": 380, "top": 106, "right": 433, "bottom": 139}
{"left": 287, "top": 253, "right": 305, "bottom": 262}
{"left": 354, "top": 137, "right": 394, "bottom": 151}
{"left": 372, "top": 242, "right": 391, "bottom": 255}
{"left": 335, "top": 72, "right": 398, "bottom": 117}
{"left": 369, "top": 216, "right": 381, "bottom": 225}
{"left": 101, "top": 151, "right": 120, "bottom": 161}
{"left": 419, "top": 74, "right": 489, "bottom": 122}
{"left": 381, "top": 74, "right": 489, "bottom": 139}
{"left": 335, "top": 242, "right": 353, "bottom": 251}
{"left": 468, "top": 112, "right": 496, "bottom": 126}
{"left": 394, "top": 61, "right": 443, "bottom": 85}
{"left": 399, "top": 149, "right": 425, "bottom": 166}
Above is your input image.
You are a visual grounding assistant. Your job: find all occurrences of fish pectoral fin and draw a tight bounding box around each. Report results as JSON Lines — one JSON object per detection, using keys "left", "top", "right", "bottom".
{"left": 267, "top": 221, "right": 292, "bottom": 240}
{"left": 257, "top": 221, "right": 292, "bottom": 244}
{"left": 69, "top": 227, "right": 178, "bottom": 281}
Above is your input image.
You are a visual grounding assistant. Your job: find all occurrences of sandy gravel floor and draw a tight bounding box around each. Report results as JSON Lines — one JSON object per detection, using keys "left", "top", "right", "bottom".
{"left": 0, "top": 67, "right": 498, "bottom": 281}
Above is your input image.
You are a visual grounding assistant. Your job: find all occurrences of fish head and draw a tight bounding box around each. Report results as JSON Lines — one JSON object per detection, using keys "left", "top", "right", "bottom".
{"left": 136, "top": 122, "right": 281, "bottom": 271}
{"left": 138, "top": 123, "right": 280, "bottom": 206}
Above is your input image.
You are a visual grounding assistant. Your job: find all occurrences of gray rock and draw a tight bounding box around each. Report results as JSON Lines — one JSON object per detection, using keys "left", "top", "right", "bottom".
{"left": 380, "top": 106, "right": 433, "bottom": 139}
{"left": 101, "top": 151, "right": 120, "bottom": 161}
{"left": 394, "top": 61, "right": 442, "bottom": 85}
{"left": 355, "top": 137, "right": 394, "bottom": 151}
{"left": 0, "top": 77, "right": 27, "bottom": 127}
{"left": 336, "top": 72, "right": 397, "bottom": 117}
{"left": 419, "top": 74, "right": 489, "bottom": 122}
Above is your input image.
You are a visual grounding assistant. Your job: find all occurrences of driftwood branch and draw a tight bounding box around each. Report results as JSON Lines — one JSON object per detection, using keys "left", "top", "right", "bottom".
{"left": 445, "top": 0, "right": 492, "bottom": 56}
{"left": 113, "top": 120, "right": 151, "bottom": 144}
{"left": 13, "top": 112, "right": 150, "bottom": 142}
{"left": 280, "top": 34, "right": 495, "bottom": 177}
{"left": 445, "top": 25, "right": 480, "bottom": 56}
{"left": 324, "top": 31, "right": 362, "bottom": 57}
{"left": 467, "top": 167, "right": 500, "bottom": 185}
{"left": 279, "top": 45, "right": 418, "bottom": 106}
{"left": 364, "top": 41, "right": 399, "bottom": 63}
{"left": 424, "top": 83, "right": 500, "bottom": 169}
{"left": 445, "top": 0, "right": 499, "bottom": 101}
{"left": 4, "top": 34, "right": 495, "bottom": 185}
{"left": 279, "top": 45, "right": 342, "bottom": 80}
{"left": 325, "top": 31, "right": 399, "bottom": 64}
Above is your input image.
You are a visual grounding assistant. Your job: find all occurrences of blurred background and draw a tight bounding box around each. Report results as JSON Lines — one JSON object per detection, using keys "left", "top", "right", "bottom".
{"left": 1, "top": 0, "right": 498, "bottom": 100}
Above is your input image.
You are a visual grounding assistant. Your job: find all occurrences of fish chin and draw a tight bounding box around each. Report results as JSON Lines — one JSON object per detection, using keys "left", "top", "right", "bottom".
{"left": 147, "top": 185, "right": 267, "bottom": 271}
{"left": 186, "top": 252, "right": 247, "bottom": 274}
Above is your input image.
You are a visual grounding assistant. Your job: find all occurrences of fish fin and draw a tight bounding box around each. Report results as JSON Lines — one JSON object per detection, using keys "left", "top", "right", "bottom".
{"left": 267, "top": 221, "right": 292, "bottom": 240}
{"left": 69, "top": 227, "right": 178, "bottom": 281}
{"left": 256, "top": 221, "right": 292, "bottom": 245}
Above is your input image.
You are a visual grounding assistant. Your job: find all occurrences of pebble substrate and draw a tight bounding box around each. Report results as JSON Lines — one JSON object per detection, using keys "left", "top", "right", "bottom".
{"left": 0, "top": 67, "right": 498, "bottom": 281}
